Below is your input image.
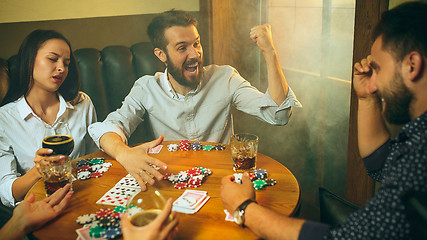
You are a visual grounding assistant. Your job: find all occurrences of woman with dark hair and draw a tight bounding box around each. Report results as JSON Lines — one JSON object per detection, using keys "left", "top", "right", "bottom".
{"left": 0, "top": 29, "right": 98, "bottom": 208}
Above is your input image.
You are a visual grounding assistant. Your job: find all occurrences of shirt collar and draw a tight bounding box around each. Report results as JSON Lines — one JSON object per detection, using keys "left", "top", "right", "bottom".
{"left": 17, "top": 94, "right": 74, "bottom": 121}
{"left": 160, "top": 68, "right": 202, "bottom": 100}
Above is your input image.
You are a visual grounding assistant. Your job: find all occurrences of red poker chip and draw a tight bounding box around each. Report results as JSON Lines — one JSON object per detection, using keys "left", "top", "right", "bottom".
{"left": 188, "top": 178, "right": 202, "bottom": 185}
{"left": 174, "top": 182, "right": 188, "bottom": 189}
{"left": 77, "top": 166, "right": 91, "bottom": 172}
{"left": 248, "top": 172, "right": 256, "bottom": 181}
{"left": 186, "top": 168, "right": 203, "bottom": 177}
{"left": 91, "top": 172, "right": 103, "bottom": 178}
{"left": 163, "top": 173, "right": 172, "bottom": 180}
{"left": 110, "top": 212, "right": 122, "bottom": 219}
{"left": 95, "top": 208, "right": 114, "bottom": 219}
{"left": 187, "top": 183, "right": 202, "bottom": 188}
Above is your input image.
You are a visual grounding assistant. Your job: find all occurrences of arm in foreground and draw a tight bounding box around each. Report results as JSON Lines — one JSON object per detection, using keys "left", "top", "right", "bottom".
{"left": 0, "top": 184, "right": 73, "bottom": 240}
{"left": 99, "top": 133, "right": 168, "bottom": 191}
{"left": 221, "top": 174, "right": 305, "bottom": 240}
{"left": 121, "top": 198, "right": 179, "bottom": 240}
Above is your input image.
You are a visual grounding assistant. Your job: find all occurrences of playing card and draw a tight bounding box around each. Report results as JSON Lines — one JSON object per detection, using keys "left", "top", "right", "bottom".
{"left": 224, "top": 209, "right": 236, "bottom": 222}
{"left": 76, "top": 226, "right": 107, "bottom": 240}
{"left": 173, "top": 190, "right": 209, "bottom": 214}
{"left": 148, "top": 145, "right": 163, "bottom": 154}
{"left": 116, "top": 177, "right": 140, "bottom": 188}
{"left": 96, "top": 186, "right": 141, "bottom": 206}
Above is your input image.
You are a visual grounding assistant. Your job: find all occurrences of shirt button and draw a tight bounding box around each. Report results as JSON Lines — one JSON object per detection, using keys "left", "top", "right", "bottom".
{"left": 190, "top": 136, "right": 195, "bottom": 140}
{"left": 187, "top": 116, "right": 191, "bottom": 120}
{"left": 186, "top": 99, "right": 190, "bottom": 103}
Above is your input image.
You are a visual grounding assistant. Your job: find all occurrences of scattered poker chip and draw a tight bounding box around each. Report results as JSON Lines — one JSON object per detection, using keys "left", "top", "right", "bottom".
{"left": 233, "top": 173, "right": 243, "bottom": 184}
{"left": 91, "top": 171, "right": 104, "bottom": 178}
{"left": 167, "top": 144, "right": 179, "bottom": 152}
{"left": 89, "top": 225, "right": 105, "bottom": 238}
{"left": 191, "top": 174, "right": 205, "bottom": 180}
{"left": 76, "top": 159, "right": 91, "bottom": 167}
{"left": 126, "top": 206, "right": 143, "bottom": 217}
{"left": 90, "top": 159, "right": 105, "bottom": 165}
{"left": 113, "top": 206, "right": 127, "bottom": 213}
{"left": 110, "top": 212, "right": 122, "bottom": 219}
{"left": 202, "top": 145, "right": 214, "bottom": 151}
{"left": 188, "top": 178, "right": 202, "bottom": 187}
{"left": 174, "top": 182, "right": 188, "bottom": 189}
{"left": 77, "top": 170, "right": 92, "bottom": 180}
{"left": 177, "top": 171, "right": 189, "bottom": 182}
{"left": 186, "top": 167, "right": 203, "bottom": 177}
{"left": 214, "top": 144, "right": 226, "bottom": 150}
{"left": 168, "top": 174, "right": 180, "bottom": 184}
{"left": 253, "top": 179, "right": 267, "bottom": 190}
{"left": 95, "top": 208, "right": 114, "bottom": 219}
{"left": 105, "top": 227, "right": 122, "bottom": 239}
{"left": 248, "top": 172, "right": 256, "bottom": 181}
{"left": 76, "top": 213, "right": 96, "bottom": 225}
{"left": 77, "top": 165, "right": 91, "bottom": 173}
{"left": 91, "top": 164, "right": 103, "bottom": 172}
{"left": 191, "top": 142, "right": 203, "bottom": 151}
{"left": 254, "top": 169, "right": 268, "bottom": 179}
{"left": 265, "top": 179, "right": 277, "bottom": 186}
{"left": 163, "top": 173, "right": 172, "bottom": 180}
{"left": 98, "top": 216, "right": 118, "bottom": 228}
{"left": 187, "top": 183, "right": 202, "bottom": 188}
{"left": 103, "top": 162, "right": 113, "bottom": 168}
{"left": 97, "top": 166, "right": 110, "bottom": 173}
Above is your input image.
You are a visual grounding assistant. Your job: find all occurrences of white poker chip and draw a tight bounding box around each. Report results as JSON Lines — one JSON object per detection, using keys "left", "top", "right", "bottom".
{"left": 91, "top": 164, "right": 103, "bottom": 172}
{"left": 233, "top": 173, "right": 243, "bottom": 184}
{"left": 103, "top": 162, "right": 113, "bottom": 168}
{"left": 76, "top": 213, "right": 96, "bottom": 224}
{"left": 97, "top": 167, "right": 110, "bottom": 173}
{"left": 167, "top": 144, "right": 179, "bottom": 152}
{"left": 126, "top": 206, "right": 143, "bottom": 217}
{"left": 177, "top": 171, "right": 189, "bottom": 182}
{"left": 191, "top": 174, "right": 205, "bottom": 180}
{"left": 77, "top": 170, "right": 91, "bottom": 180}
{"left": 168, "top": 174, "right": 180, "bottom": 183}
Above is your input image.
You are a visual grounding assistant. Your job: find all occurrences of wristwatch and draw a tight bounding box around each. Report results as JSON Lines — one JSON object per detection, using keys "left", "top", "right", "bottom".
{"left": 233, "top": 199, "right": 257, "bottom": 227}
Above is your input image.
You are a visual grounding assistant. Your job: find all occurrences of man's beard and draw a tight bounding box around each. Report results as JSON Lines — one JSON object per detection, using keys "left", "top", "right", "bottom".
{"left": 166, "top": 54, "right": 204, "bottom": 89}
{"left": 381, "top": 70, "right": 413, "bottom": 125}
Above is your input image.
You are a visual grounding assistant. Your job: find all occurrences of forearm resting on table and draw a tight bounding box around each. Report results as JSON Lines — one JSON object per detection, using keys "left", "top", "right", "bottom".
{"left": 12, "top": 167, "right": 41, "bottom": 202}
{"left": 264, "top": 50, "right": 289, "bottom": 105}
{"left": 245, "top": 203, "right": 304, "bottom": 240}
{"left": 99, "top": 132, "right": 130, "bottom": 164}
{"left": 357, "top": 98, "right": 390, "bottom": 158}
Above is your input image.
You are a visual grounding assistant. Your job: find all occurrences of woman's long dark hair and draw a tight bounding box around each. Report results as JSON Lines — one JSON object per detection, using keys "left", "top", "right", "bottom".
{"left": 1, "top": 29, "right": 80, "bottom": 106}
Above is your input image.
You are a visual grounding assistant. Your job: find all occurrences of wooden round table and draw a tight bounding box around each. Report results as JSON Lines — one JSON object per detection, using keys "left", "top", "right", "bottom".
{"left": 28, "top": 141, "right": 300, "bottom": 239}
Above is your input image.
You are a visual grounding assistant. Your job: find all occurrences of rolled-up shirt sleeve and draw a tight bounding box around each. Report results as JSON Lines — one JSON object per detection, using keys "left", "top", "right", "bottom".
{"left": 88, "top": 81, "right": 147, "bottom": 149}
{"left": 0, "top": 129, "right": 20, "bottom": 207}
{"left": 230, "top": 68, "right": 302, "bottom": 125}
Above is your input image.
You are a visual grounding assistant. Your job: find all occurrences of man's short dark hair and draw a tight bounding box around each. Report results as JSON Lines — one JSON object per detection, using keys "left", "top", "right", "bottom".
{"left": 147, "top": 9, "right": 198, "bottom": 50}
{"left": 372, "top": 1, "right": 427, "bottom": 61}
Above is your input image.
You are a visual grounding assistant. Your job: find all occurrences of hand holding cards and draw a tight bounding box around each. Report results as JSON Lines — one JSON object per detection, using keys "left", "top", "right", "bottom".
{"left": 173, "top": 190, "right": 210, "bottom": 214}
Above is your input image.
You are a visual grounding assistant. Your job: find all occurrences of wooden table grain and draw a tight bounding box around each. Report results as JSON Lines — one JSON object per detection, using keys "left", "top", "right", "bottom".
{"left": 28, "top": 141, "right": 300, "bottom": 240}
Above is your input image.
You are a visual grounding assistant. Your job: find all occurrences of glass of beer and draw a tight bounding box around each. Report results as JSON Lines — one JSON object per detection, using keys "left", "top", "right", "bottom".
{"left": 41, "top": 122, "right": 74, "bottom": 196}
{"left": 230, "top": 133, "right": 258, "bottom": 172}
{"left": 126, "top": 188, "right": 172, "bottom": 227}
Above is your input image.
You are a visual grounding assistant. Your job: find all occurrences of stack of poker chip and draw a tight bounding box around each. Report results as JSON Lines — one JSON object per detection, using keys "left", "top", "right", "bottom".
{"left": 179, "top": 140, "right": 191, "bottom": 151}
{"left": 233, "top": 169, "right": 277, "bottom": 190}
{"left": 76, "top": 157, "right": 112, "bottom": 180}
{"left": 167, "top": 140, "right": 226, "bottom": 152}
{"left": 167, "top": 143, "right": 179, "bottom": 152}
{"left": 165, "top": 167, "right": 212, "bottom": 189}
{"left": 76, "top": 207, "right": 123, "bottom": 239}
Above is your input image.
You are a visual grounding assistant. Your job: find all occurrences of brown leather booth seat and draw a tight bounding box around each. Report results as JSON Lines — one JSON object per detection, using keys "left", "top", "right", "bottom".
{"left": 0, "top": 42, "right": 164, "bottom": 144}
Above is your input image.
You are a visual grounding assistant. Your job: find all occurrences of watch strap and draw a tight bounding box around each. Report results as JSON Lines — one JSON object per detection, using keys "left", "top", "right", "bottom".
{"left": 236, "top": 199, "right": 257, "bottom": 227}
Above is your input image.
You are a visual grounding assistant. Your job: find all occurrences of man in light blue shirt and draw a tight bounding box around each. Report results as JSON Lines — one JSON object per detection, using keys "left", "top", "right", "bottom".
{"left": 88, "top": 10, "right": 301, "bottom": 190}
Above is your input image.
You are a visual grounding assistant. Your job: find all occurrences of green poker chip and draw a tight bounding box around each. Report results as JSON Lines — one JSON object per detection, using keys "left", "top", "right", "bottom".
{"left": 253, "top": 179, "right": 267, "bottom": 190}
{"left": 202, "top": 145, "right": 214, "bottom": 151}
{"left": 113, "top": 205, "right": 126, "bottom": 213}
{"left": 90, "top": 158, "right": 105, "bottom": 165}
{"left": 89, "top": 225, "right": 105, "bottom": 238}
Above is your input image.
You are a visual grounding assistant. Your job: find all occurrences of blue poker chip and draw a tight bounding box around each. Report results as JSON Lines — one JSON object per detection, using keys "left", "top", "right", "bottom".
{"left": 254, "top": 169, "right": 268, "bottom": 179}
{"left": 105, "top": 227, "right": 122, "bottom": 239}
{"left": 191, "top": 142, "right": 203, "bottom": 151}
{"left": 76, "top": 159, "right": 91, "bottom": 167}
